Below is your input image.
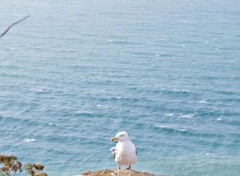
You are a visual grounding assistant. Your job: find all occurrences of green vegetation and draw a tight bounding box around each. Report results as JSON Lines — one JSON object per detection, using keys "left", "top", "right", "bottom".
{"left": 0, "top": 155, "right": 47, "bottom": 176}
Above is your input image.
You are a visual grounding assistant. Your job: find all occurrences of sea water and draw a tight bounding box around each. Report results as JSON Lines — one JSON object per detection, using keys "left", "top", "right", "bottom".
{"left": 0, "top": 0, "right": 240, "bottom": 175}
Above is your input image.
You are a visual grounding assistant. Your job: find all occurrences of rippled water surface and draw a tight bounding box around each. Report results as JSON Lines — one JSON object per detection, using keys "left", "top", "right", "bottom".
{"left": 0, "top": 0, "right": 240, "bottom": 176}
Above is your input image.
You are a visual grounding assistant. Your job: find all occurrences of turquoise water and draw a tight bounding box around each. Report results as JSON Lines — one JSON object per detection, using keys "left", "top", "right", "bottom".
{"left": 0, "top": 0, "right": 240, "bottom": 176}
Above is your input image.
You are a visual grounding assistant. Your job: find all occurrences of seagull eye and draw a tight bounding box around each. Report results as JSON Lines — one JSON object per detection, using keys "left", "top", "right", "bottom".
{"left": 120, "top": 135, "right": 123, "bottom": 137}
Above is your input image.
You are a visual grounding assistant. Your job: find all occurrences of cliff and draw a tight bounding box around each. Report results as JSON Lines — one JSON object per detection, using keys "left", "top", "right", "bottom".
{"left": 80, "top": 169, "right": 165, "bottom": 176}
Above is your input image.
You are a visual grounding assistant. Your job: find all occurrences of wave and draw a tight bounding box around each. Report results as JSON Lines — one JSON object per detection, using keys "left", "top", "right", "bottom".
{"left": 156, "top": 125, "right": 189, "bottom": 134}
{"left": 23, "top": 138, "right": 37, "bottom": 142}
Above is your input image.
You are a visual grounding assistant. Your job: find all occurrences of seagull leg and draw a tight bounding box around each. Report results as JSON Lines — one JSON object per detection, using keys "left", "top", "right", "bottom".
{"left": 126, "top": 165, "right": 131, "bottom": 176}
{"left": 118, "top": 165, "right": 120, "bottom": 176}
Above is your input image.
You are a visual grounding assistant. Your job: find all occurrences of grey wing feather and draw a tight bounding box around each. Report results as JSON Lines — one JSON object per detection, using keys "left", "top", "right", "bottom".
{"left": 135, "top": 146, "right": 138, "bottom": 156}
{"left": 111, "top": 147, "right": 117, "bottom": 159}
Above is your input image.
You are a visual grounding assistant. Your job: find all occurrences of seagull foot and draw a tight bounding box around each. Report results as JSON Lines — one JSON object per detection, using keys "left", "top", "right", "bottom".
{"left": 126, "top": 165, "right": 131, "bottom": 170}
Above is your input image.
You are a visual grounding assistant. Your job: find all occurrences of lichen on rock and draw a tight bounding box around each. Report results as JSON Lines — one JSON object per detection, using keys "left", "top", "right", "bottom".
{"left": 80, "top": 169, "right": 164, "bottom": 176}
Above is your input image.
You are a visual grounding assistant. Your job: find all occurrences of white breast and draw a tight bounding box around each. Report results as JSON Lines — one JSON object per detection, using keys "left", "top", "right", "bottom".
{"left": 115, "top": 140, "right": 137, "bottom": 165}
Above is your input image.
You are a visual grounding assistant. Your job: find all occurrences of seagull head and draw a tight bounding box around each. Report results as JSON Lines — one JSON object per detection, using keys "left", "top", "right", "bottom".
{"left": 111, "top": 131, "right": 129, "bottom": 142}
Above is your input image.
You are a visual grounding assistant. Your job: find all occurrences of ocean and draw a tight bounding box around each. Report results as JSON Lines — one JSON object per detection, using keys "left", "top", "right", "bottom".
{"left": 0, "top": 0, "right": 240, "bottom": 175}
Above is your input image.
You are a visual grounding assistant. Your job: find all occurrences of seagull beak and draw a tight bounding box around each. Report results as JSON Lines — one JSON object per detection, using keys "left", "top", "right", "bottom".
{"left": 111, "top": 137, "right": 118, "bottom": 142}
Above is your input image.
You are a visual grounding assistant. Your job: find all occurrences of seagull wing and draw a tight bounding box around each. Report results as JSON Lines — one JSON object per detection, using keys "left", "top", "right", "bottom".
{"left": 134, "top": 144, "right": 138, "bottom": 156}
{"left": 111, "top": 147, "right": 117, "bottom": 159}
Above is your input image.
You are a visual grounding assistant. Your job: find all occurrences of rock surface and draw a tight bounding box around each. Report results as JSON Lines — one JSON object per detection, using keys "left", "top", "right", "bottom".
{"left": 80, "top": 169, "right": 164, "bottom": 176}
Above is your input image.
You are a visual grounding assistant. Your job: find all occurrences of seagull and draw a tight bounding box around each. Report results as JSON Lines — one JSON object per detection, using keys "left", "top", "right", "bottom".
{"left": 110, "top": 131, "right": 138, "bottom": 176}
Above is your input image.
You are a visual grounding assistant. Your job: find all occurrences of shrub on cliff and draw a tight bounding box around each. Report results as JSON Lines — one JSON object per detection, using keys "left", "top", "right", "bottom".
{"left": 0, "top": 155, "right": 47, "bottom": 176}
